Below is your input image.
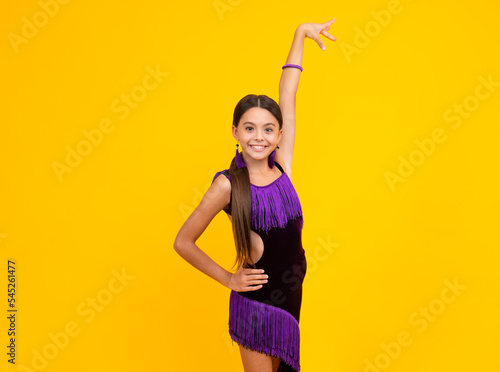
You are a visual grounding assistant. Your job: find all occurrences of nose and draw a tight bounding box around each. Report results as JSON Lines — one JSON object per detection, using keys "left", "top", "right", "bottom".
{"left": 254, "top": 130, "right": 265, "bottom": 141}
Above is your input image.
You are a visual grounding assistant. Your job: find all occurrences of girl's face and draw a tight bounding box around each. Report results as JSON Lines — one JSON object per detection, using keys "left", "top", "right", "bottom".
{"left": 232, "top": 107, "right": 282, "bottom": 165}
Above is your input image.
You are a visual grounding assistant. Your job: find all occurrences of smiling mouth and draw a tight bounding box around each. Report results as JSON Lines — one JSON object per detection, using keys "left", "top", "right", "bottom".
{"left": 249, "top": 145, "right": 267, "bottom": 150}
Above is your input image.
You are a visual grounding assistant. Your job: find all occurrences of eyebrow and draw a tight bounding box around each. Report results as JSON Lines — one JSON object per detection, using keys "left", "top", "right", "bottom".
{"left": 243, "top": 122, "right": 276, "bottom": 127}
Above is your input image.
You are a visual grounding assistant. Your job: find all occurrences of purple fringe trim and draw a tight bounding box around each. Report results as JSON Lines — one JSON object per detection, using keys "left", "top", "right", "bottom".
{"left": 251, "top": 173, "right": 303, "bottom": 233}
{"left": 228, "top": 290, "right": 301, "bottom": 372}
{"left": 212, "top": 170, "right": 304, "bottom": 232}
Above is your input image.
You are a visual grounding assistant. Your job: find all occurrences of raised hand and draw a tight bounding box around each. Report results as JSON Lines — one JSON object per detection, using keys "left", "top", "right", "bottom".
{"left": 300, "top": 18, "right": 337, "bottom": 50}
{"left": 227, "top": 265, "right": 269, "bottom": 292}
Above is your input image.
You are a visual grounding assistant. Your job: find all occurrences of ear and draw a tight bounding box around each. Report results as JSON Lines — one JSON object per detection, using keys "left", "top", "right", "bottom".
{"left": 232, "top": 125, "right": 239, "bottom": 141}
{"left": 277, "top": 128, "right": 283, "bottom": 144}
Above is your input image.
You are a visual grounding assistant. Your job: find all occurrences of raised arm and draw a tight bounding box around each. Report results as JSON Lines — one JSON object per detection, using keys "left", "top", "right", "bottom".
{"left": 276, "top": 19, "right": 337, "bottom": 179}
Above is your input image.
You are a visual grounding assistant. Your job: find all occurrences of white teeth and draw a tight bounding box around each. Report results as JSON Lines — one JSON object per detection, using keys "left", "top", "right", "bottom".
{"left": 251, "top": 145, "right": 266, "bottom": 149}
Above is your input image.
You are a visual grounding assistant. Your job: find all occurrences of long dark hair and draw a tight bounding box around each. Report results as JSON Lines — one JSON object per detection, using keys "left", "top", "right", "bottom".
{"left": 229, "top": 94, "right": 283, "bottom": 269}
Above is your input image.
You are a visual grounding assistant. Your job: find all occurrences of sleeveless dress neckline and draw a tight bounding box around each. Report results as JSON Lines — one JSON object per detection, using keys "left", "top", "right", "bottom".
{"left": 250, "top": 171, "right": 286, "bottom": 188}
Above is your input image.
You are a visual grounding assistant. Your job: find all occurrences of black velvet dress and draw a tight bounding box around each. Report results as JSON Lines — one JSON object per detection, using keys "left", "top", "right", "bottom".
{"left": 212, "top": 161, "right": 307, "bottom": 372}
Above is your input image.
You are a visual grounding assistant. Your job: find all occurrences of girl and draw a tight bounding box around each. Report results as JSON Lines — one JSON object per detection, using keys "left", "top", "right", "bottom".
{"left": 174, "top": 19, "right": 336, "bottom": 372}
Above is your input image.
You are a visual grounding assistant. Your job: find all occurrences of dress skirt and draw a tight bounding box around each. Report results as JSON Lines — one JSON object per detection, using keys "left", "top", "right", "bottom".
{"left": 228, "top": 243, "right": 307, "bottom": 372}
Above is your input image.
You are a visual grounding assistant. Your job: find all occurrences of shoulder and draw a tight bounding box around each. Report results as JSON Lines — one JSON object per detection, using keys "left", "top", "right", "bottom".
{"left": 174, "top": 170, "right": 232, "bottom": 245}
{"left": 274, "top": 160, "right": 292, "bottom": 180}
{"left": 274, "top": 161, "right": 285, "bottom": 174}
{"left": 211, "top": 169, "right": 231, "bottom": 197}
{"left": 212, "top": 169, "right": 231, "bottom": 185}
{"left": 210, "top": 169, "right": 231, "bottom": 213}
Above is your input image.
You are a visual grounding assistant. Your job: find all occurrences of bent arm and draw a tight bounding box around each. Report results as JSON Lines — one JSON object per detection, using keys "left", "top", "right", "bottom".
{"left": 173, "top": 175, "right": 232, "bottom": 288}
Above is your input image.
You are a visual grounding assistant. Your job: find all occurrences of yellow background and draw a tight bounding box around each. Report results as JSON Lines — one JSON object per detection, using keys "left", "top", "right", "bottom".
{"left": 1, "top": 0, "right": 499, "bottom": 371}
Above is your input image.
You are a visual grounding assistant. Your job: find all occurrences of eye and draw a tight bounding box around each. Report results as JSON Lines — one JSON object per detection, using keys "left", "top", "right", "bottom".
{"left": 245, "top": 127, "right": 253, "bottom": 131}
{"left": 265, "top": 128, "right": 273, "bottom": 133}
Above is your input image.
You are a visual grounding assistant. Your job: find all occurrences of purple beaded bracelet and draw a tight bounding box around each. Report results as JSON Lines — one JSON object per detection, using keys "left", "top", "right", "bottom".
{"left": 282, "top": 64, "right": 303, "bottom": 72}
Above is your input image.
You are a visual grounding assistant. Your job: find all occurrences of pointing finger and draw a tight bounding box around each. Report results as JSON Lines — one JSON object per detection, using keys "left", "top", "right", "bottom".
{"left": 324, "top": 18, "right": 336, "bottom": 27}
